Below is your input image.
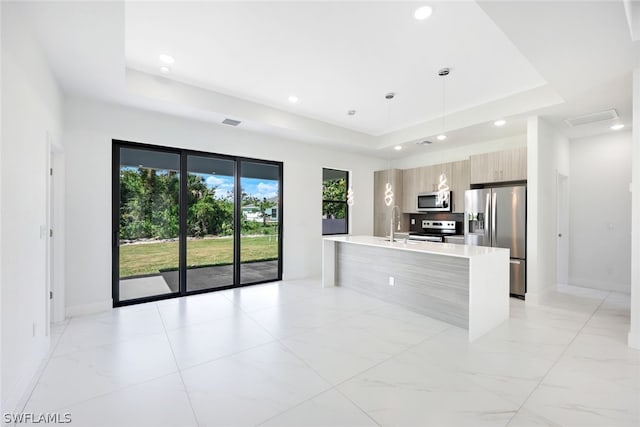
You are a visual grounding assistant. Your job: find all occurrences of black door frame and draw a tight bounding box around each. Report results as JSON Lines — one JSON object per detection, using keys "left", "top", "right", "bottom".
{"left": 112, "top": 139, "right": 283, "bottom": 307}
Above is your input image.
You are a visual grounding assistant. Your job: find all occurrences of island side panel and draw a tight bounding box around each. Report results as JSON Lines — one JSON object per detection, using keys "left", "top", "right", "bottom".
{"left": 322, "top": 239, "right": 337, "bottom": 287}
{"left": 468, "top": 250, "right": 510, "bottom": 341}
{"left": 335, "top": 242, "right": 470, "bottom": 329}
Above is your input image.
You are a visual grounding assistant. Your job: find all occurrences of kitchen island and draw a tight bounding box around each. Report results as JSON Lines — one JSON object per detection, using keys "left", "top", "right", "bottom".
{"left": 323, "top": 236, "right": 510, "bottom": 341}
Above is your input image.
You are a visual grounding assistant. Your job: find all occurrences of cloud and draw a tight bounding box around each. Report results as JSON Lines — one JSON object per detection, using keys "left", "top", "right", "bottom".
{"left": 205, "top": 176, "right": 225, "bottom": 187}
{"left": 205, "top": 175, "right": 234, "bottom": 199}
{"left": 255, "top": 182, "right": 278, "bottom": 199}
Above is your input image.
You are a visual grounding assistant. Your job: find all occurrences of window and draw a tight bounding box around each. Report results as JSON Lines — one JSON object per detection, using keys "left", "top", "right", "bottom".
{"left": 113, "top": 140, "right": 283, "bottom": 306}
{"left": 322, "top": 168, "right": 349, "bottom": 235}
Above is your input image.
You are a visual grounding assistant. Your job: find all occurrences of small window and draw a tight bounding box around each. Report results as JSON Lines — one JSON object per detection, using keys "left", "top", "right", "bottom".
{"left": 322, "top": 168, "right": 349, "bottom": 235}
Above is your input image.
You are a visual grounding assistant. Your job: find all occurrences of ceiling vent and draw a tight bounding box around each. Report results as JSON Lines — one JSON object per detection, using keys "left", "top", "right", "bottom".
{"left": 416, "top": 140, "right": 433, "bottom": 145}
{"left": 222, "top": 118, "right": 241, "bottom": 126}
{"left": 564, "top": 109, "right": 618, "bottom": 127}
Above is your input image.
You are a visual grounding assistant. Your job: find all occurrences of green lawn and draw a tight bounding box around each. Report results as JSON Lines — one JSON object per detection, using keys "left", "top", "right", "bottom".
{"left": 119, "top": 236, "right": 278, "bottom": 277}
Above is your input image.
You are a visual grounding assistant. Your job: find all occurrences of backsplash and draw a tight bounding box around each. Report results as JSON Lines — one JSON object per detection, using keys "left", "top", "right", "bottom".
{"left": 409, "top": 212, "right": 465, "bottom": 234}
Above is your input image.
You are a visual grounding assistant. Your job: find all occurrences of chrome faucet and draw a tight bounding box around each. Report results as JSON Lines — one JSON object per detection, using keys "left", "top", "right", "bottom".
{"left": 390, "top": 205, "right": 401, "bottom": 242}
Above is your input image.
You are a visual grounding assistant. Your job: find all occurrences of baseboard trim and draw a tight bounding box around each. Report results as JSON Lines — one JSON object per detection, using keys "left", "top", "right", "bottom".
{"left": 66, "top": 299, "right": 112, "bottom": 317}
{"left": 568, "top": 277, "right": 630, "bottom": 293}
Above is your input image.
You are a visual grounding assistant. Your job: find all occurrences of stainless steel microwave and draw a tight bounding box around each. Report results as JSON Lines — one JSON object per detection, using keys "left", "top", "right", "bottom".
{"left": 417, "top": 191, "right": 451, "bottom": 212}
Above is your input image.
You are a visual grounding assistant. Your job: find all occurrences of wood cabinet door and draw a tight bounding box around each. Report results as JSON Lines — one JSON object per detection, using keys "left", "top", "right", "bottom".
{"left": 392, "top": 168, "right": 404, "bottom": 211}
{"left": 495, "top": 147, "right": 527, "bottom": 182}
{"left": 471, "top": 148, "right": 527, "bottom": 184}
{"left": 374, "top": 169, "right": 404, "bottom": 235}
{"left": 508, "top": 147, "right": 527, "bottom": 181}
{"left": 373, "top": 170, "right": 388, "bottom": 237}
{"left": 470, "top": 152, "right": 490, "bottom": 184}
{"left": 416, "top": 165, "right": 433, "bottom": 195}
{"left": 450, "top": 160, "right": 469, "bottom": 213}
{"left": 436, "top": 162, "right": 453, "bottom": 193}
{"left": 401, "top": 168, "right": 417, "bottom": 213}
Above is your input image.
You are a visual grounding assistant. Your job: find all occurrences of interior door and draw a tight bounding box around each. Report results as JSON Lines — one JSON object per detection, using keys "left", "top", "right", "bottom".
{"left": 557, "top": 174, "right": 569, "bottom": 285}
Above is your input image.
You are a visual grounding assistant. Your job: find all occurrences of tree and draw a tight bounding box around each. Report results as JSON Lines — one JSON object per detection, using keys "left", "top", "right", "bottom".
{"left": 322, "top": 177, "right": 346, "bottom": 219}
{"left": 257, "top": 197, "right": 275, "bottom": 225}
{"left": 119, "top": 168, "right": 233, "bottom": 240}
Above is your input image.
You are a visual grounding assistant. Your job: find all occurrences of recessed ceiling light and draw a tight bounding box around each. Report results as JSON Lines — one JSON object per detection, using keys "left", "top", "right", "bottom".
{"left": 394, "top": 145, "right": 403, "bottom": 151}
{"left": 611, "top": 123, "right": 625, "bottom": 130}
{"left": 288, "top": 95, "right": 299, "bottom": 104}
{"left": 494, "top": 119, "right": 506, "bottom": 127}
{"left": 347, "top": 110, "right": 356, "bottom": 116}
{"left": 160, "top": 66, "right": 170, "bottom": 74}
{"left": 414, "top": 5, "right": 433, "bottom": 20}
{"left": 159, "top": 54, "right": 175, "bottom": 65}
{"left": 437, "top": 134, "right": 447, "bottom": 141}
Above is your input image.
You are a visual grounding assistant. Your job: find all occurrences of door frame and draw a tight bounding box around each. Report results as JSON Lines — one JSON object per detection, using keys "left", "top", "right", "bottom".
{"left": 112, "top": 140, "right": 283, "bottom": 307}
{"left": 556, "top": 172, "right": 569, "bottom": 287}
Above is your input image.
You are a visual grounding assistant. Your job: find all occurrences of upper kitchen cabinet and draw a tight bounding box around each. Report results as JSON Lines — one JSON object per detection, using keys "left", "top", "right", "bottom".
{"left": 469, "top": 147, "right": 527, "bottom": 184}
{"left": 400, "top": 160, "right": 469, "bottom": 213}
{"left": 416, "top": 165, "right": 436, "bottom": 193}
{"left": 450, "top": 160, "right": 469, "bottom": 213}
{"left": 374, "top": 169, "right": 404, "bottom": 237}
{"left": 401, "top": 167, "right": 417, "bottom": 213}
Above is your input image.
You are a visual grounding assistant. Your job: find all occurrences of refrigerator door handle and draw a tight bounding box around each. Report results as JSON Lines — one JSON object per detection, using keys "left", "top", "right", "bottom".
{"left": 485, "top": 192, "right": 491, "bottom": 245}
{"left": 491, "top": 191, "right": 497, "bottom": 245}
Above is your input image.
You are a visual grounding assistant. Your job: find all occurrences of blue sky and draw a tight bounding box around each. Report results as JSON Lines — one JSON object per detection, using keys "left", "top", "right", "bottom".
{"left": 122, "top": 167, "right": 278, "bottom": 200}
{"left": 199, "top": 174, "right": 278, "bottom": 200}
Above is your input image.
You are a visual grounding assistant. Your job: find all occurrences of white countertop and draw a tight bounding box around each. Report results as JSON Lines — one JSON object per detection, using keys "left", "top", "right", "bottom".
{"left": 324, "top": 235, "right": 509, "bottom": 259}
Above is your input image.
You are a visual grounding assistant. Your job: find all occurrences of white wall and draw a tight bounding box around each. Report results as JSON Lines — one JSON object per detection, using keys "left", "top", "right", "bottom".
{"left": 527, "top": 116, "right": 570, "bottom": 297}
{"left": 0, "top": 0, "right": 4, "bottom": 414}
{"left": 63, "top": 98, "right": 387, "bottom": 314}
{"left": 630, "top": 68, "right": 640, "bottom": 349}
{"left": 1, "top": 3, "right": 63, "bottom": 412}
{"left": 392, "top": 134, "right": 526, "bottom": 169}
{"left": 568, "top": 131, "right": 632, "bottom": 292}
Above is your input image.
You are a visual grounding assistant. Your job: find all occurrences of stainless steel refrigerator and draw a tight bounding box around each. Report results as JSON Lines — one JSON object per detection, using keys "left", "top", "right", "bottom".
{"left": 464, "top": 186, "right": 526, "bottom": 297}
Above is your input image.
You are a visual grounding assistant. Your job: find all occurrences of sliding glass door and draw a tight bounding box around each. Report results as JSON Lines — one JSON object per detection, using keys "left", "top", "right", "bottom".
{"left": 116, "top": 146, "right": 181, "bottom": 302}
{"left": 186, "top": 155, "right": 235, "bottom": 292}
{"left": 113, "top": 141, "right": 282, "bottom": 306}
{"left": 239, "top": 161, "right": 281, "bottom": 284}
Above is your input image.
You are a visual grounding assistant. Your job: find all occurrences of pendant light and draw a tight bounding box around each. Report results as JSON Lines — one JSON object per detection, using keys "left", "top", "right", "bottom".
{"left": 436, "top": 67, "right": 450, "bottom": 141}
{"left": 384, "top": 92, "right": 395, "bottom": 207}
{"left": 436, "top": 67, "right": 450, "bottom": 205}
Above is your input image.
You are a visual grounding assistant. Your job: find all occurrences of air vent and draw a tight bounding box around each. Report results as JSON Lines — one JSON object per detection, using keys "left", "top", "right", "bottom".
{"left": 564, "top": 109, "right": 618, "bottom": 127}
{"left": 416, "top": 140, "right": 433, "bottom": 145}
{"left": 222, "top": 118, "right": 241, "bottom": 126}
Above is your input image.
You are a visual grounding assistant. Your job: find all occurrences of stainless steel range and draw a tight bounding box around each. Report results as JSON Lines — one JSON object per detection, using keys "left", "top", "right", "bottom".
{"left": 409, "top": 220, "right": 457, "bottom": 242}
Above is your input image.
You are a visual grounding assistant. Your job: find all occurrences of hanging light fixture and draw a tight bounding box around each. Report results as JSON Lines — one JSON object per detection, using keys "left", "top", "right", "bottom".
{"left": 384, "top": 92, "right": 395, "bottom": 207}
{"left": 436, "top": 67, "right": 450, "bottom": 141}
{"left": 437, "top": 68, "right": 450, "bottom": 205}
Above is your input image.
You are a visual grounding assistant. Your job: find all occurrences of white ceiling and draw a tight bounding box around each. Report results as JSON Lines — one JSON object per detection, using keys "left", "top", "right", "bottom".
{"left": 15, "top": 1, "right": 639, "bottom": 159}
{"left": 125, "top": 1, "right": 547, "bottom": 136}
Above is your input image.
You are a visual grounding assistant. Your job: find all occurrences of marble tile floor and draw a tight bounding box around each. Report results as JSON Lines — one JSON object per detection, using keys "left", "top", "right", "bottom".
{"left": 18, "top": 279, "right": 639, "bottom": 427}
